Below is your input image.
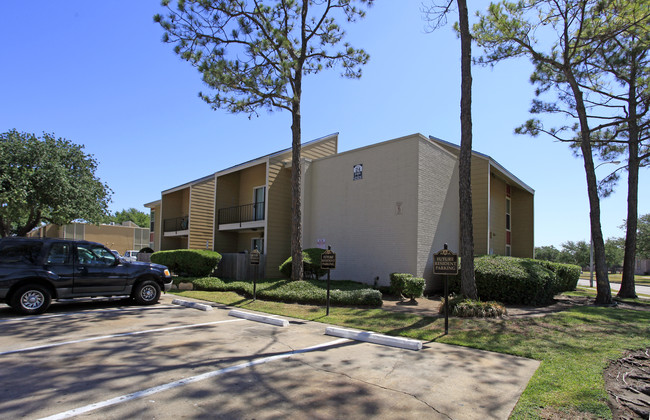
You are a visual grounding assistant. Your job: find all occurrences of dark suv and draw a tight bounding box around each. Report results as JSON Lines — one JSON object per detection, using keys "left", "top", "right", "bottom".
{"left": 0, "top": 237, "right": 173, "bottom": 315}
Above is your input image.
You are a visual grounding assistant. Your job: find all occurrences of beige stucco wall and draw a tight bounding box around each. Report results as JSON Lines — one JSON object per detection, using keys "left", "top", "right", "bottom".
{"left": 511, "top": 186, "right": 534, "bottom": 258}
{"left": 238, "top": 163, "right": 266, "bottom": 205}
{"left": 303, "top": 134, "right": 459, "bottom": 288}
{"left": 162, "top": 188, "right": 190, "bottom": 220}
{"left": 417, "top": 140, "right": 460, "bottom": 291}
{"left": 489, "top": 173, "right": 507, "bottom": 255}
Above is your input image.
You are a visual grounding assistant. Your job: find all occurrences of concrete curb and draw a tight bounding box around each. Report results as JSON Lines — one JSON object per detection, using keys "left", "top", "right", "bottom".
{"left": 325, "top": 326, "right": 423, "bottom": 351}
{"left": 228, "top": 309, "right": 290, "bottom": 327}
{"left": 172, "top": 299, "right": 213, "bottom": 311}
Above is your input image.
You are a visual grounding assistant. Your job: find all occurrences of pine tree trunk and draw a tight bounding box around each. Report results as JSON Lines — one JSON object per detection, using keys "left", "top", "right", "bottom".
{"left": 457, "top": 0, "right": 478, "bottom": 299}
{"left": 619, "top": 73, "right": 639, "bottom": 299}
{"left": 290, "top": 106, "right": 303, "bottom": 282}
{"left": 566, "top": 70, "right": 612, "bottom": 304}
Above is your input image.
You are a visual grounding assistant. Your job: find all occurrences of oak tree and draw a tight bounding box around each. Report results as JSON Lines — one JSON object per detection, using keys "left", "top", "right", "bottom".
{"left": 0, "top": 129, "right": 112, "bottom": 237}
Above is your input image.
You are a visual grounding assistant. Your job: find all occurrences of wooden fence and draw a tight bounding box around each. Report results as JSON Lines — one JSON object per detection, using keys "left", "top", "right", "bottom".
{"left": 215, "top": 253, "right": 266, "bottom": 280}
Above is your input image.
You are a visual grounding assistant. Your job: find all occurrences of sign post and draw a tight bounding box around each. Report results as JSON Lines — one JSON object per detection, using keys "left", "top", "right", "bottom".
{"left": 320, "top": 246, "right": 336, "bottom": 316}
{"left": 433, "top": 244, "right": 458, "bottom": 335}
{"left": 250, "top": 248, "right": 260, "bottom": 301}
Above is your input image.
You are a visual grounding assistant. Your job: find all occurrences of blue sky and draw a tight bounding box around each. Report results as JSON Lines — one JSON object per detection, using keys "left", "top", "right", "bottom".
{"left": 1, "top": 1, "right": 647, "bottom": 248}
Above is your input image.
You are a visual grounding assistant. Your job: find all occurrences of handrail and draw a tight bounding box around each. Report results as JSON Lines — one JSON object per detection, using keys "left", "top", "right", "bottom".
{"left": 218, "top": 202, "right": 265, "bottom": 225}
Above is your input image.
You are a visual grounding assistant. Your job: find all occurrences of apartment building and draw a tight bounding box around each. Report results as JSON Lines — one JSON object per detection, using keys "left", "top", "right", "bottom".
{"left": 28, "top": 221, "right": 150, "bottom": 256}
{"left": 145, "top": 133, "right": 534, "bottom": 290}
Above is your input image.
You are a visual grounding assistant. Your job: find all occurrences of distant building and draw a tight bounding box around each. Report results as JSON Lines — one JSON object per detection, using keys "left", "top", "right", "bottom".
{"left": 145, "top": 133, "right": 534, "bottom": 290}
{"left": 28, "top": 221, "right": 150, "bottom": 256}
{"left": 636, "top": 258, "right": 650, "bottom": 275}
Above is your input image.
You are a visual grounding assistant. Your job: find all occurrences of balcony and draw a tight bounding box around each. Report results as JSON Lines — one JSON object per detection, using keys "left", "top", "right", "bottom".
{"left": 163, "top": 216, "right": 189, "bottom": 237}
{"left": 218, "top": 202, "right": 265, "bottom": 231}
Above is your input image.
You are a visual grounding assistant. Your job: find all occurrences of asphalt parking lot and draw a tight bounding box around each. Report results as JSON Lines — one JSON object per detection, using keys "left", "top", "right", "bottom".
{"left": 0, "top": 295, "right": 539, "bottom": 420}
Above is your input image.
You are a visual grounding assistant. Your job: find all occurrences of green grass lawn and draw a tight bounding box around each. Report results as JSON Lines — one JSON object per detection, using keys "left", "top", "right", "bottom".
{"left": 580, "top": 272, "right": 650, "bottom": 286}
{"left": 172, "top": 284, "right": 650, "bottom": 419}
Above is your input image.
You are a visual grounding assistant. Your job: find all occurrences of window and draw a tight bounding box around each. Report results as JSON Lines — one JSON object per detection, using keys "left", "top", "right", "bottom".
{"left": 252, "top": 238, "right": 264, "bottom": 254}
{"left": 0, "top": 242, "right": 42, "bottom": 264}
{"left": 253, "top": 186, "right": 265, "bottom": 221}
{"left": 46, "top": 243, "right": 72, "bottom": 265}
{"left": 76, "top": 244, "right": 117, "bottom": 266}
{"left": 150, "top": 210, "right": 155, "bottom": 232}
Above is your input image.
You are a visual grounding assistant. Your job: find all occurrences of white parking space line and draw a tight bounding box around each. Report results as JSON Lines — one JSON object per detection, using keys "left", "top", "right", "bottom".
{"left": 0, "top": 319, "right": 245, "bottom": 356}
{"left": 38, "top": 338, "right": 351, "bottom": 420}
{"left": 0, "top": 305, "right": 180, "bottom": 324}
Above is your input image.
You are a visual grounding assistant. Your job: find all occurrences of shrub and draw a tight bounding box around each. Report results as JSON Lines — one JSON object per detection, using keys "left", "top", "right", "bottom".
{"left": 189, "top": 277, "right": 383, "bottom": 307}
{"left": 439, "top": 295, "right": 507, "bottom": 318}
{"left": 151, "top": 249, "right": 222, "bottom": 277}
{"left": 389, "top": 273, "right": 413, "bottom": 297}
{"left": 403, "top": 277, "right": 425, "bottom": 301}
{"left": 449, "top": 256, "right": 561, "bottom": 305}
{"left": 279, "top": 248, "right": 329, "bottom": 279}
{"left": 530, "top": 260, "right": 581, "bottom": 292}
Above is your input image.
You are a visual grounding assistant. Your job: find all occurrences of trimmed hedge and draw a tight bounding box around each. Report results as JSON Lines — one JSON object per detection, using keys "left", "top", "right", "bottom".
{"left": 151, "top": 249, "right": 222, "bottom": 277}
{"left": 279, "top": 248, "right": 328, "bottom": 279}
{"left": 403, "top": 277, "right": 425, "bottom": 301}
{"left": 390, "top": 273, "right": 413, "bottom": 297}
{"left": 190, "top": 277, "right": 383, "bottom": 307}
{"left": 530, "top": 259, "right": 581, "bottom": 292}
{"left": 450, "top": 256, "right": 561, "bottom": 305}
{"left": 440, "top": 296, "right": 507, "bottom": 318}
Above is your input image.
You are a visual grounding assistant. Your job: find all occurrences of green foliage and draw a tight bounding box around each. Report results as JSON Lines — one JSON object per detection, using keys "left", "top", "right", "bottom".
{"left": 440, "top": 295, "right": 507, "bottom": 318}
{"left": 389, "top": 273, "right": 412, "bottom": 297}
{"left": 190, "top": 277, "right": 382, "bottom": 307}
{"left": 558, "top": 240, "right": 590, "bottom": 267}
{"left": 604, "top": 237, "right": 625, "bottom": 269}
{"left": 105, "top": 208, "right": 150, "bottom": 228}
{"left": 151, "top": 249, "right": 222, "bottom": 277}
{"left": 403, "top": 277, "right": 425, "bottom": 301}
{"left": 534, "top": 245, "right": 560, "bottom": 262}
{"left": 530, "top": 259, "right": 581, "bottom": 292}
{"left": 0, "top": 129, "right": 112, "bottom": 237}
{"left": 450, "top": 256, "right": 561, "bottom": 305}
{"left": 279, "top": 248, "right": 328, "bottom": 280}
{"left": 639, "top": 214, "right": 650, "bottom": 259}
{"left": 155, "top": 1, "right": 371, "bottom": 116}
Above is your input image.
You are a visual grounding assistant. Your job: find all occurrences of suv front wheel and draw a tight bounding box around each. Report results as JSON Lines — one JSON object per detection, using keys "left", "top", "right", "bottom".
{"left": 11, "top": 284, "right": 52, "bottom": 315}
{"left": 132, "top": 280, "right": 161, "bottom": 305}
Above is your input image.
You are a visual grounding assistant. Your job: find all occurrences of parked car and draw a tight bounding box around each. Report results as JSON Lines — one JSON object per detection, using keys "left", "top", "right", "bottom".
{"left": 123, "top": 250, "right": 139, "bottom": 262}
{"left": 0, "top": 237, "right": 173, "bottom": 315}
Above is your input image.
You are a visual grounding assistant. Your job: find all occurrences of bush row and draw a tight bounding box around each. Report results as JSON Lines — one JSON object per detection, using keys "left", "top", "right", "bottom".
{"left": 151, "top": 249, "right": 222, "bottom": 277}
{"left": 191, "top": 277, "right": 383, "bottom": 307}
{"left": 450, "top": 256, "right": 581, "bottom": 305}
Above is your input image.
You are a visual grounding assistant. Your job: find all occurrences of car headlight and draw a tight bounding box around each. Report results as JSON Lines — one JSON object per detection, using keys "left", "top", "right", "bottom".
{"left": 164, "top": 269, "right": 171, "bottom": 277}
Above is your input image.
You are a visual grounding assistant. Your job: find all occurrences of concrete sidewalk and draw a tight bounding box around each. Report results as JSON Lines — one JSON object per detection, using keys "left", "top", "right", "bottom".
{"left": 170, "top": 296, "right": 540, "bottom": 419}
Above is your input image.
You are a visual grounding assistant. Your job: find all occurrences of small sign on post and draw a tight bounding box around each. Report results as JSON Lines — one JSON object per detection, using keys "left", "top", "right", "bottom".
{"left": 321, "top": 248, "right": 336, "bottom": 270}
{"left": 433, "top": 247, "right": 458, "bottom": 275}
{"left": 250, "top": 249, "right": 260, "bottom": 301}
{"left": 321, "top": 247, "right": 336, "bottom": 315}
{"left": 433, "top": 244, "right": 458, "bottom": 335}
{"left": 250, "top": 249, "right": 260, "bottom": 265}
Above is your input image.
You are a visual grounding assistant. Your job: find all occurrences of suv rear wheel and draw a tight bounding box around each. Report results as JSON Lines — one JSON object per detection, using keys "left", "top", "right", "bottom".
{"left": 132, "top": 280, "right": 161, "bottom": 305}
{"left": 11, "top": 284, "right": 52, "bottom": 315}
